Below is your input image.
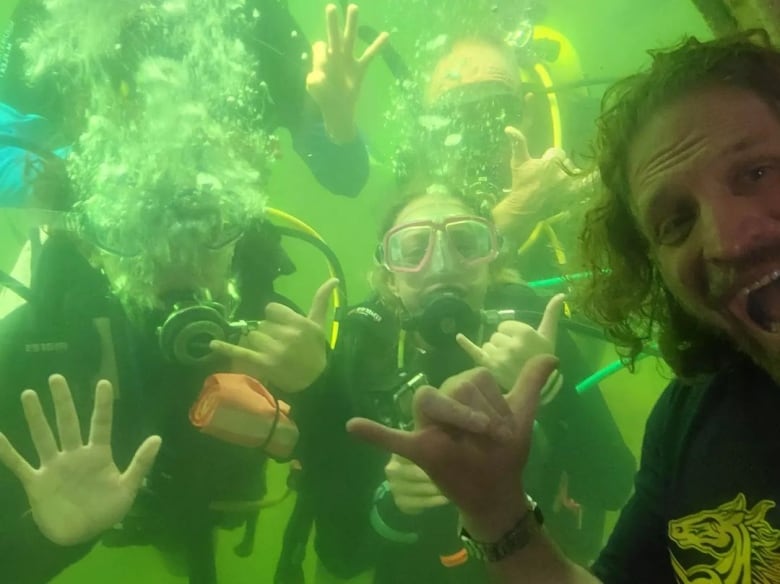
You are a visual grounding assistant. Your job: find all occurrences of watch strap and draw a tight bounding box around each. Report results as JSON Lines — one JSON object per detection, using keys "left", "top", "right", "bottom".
{"left": 459, "top": 496, "right": 544, "bottom": 562}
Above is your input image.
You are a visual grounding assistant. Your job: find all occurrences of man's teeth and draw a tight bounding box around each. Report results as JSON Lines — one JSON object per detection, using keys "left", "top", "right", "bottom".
{"left": 743, "top": 270, "right": 780, "bottom": 295}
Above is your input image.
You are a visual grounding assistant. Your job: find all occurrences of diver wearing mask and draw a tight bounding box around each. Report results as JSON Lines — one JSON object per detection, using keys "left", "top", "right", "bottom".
{"left": 0, "top": 189, "right": 325, "bottom": 584}
{"left": 282, "top": 184, "right": 635, "bottom": 584}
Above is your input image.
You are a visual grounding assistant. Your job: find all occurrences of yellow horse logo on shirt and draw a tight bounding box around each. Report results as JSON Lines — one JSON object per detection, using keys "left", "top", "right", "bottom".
{"left": 668, "top": 493, "right": 780, "bottom": 584}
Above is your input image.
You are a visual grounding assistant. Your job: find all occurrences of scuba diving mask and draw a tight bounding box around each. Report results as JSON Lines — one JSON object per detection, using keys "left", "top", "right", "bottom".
{"left": 379, "top": 215, "right": 499, "bottom": 274}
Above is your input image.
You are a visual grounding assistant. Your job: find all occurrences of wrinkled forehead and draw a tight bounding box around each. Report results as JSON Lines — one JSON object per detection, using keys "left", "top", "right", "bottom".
{"left": 626, "top": 85, "right": 780, "bottom": 211}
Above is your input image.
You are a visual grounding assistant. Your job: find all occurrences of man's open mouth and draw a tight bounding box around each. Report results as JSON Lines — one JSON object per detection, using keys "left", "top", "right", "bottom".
{"left": 743, "top": 270, "right": 780, "bottom": 333}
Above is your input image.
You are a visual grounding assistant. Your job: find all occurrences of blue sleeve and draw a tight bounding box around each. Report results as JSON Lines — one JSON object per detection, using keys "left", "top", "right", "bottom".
{"left": 0, "top": 102, "right": 69, "bottom": 208}
{"left": 290, "top": 116, "right": 370, "bottom": 198}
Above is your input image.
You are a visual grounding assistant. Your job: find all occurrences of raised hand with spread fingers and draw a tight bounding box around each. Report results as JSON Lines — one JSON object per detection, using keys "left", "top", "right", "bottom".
{"left": 0, "top": 375, "right": 161, "bottom": 546}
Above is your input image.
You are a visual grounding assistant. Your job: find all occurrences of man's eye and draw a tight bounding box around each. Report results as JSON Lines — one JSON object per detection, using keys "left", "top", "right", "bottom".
{"left": 746, "top": 165, "right": 771, "bottom": 181}
{"left": 656, "top": 213, "right": 695, "bottom": 245}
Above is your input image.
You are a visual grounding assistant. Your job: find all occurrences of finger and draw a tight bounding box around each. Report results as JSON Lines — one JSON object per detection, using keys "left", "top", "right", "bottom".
{"left": 506, "top": 355, "right": 559, "bottom": 427}
{"left": 209, "top": 339, "right": 274, "bottom": 368}
{"left": 325, "top": 4, "right": 342, "bottom": 54}
{"left": 391, "top": 480, "right": 443, "bottom": 498}
{"left": 459, "top": 379, "right": 503, "bottom": 419}
{"left": 252, "top": 319, "right": 299, "bottom": 344}
{"left": 505, "top": 126, "right": 531, "bottom": 165}
{"left": 388, "top": 459, "right": 437, "bottom": 484}
{"left": 397, "top": 494, "right": 449, "bottom": 510}
{"left": 248, "top": 327, "right": 291, "bottom": 361}
{"left": 306, "top": 69, "right": 327, "bottom": 93}
{"left": 455, "top": 333, "right": 488, "bottom": 366}
{"left": 542, "top": 147, "right": 567, "bottom": 162}
{"left": 357, "top": 31, "right": 390, "bottom": 68}
{"left": 485, "top": 330, "right": 515, "bottom": 349}
{"left": 20, "top": 389, "right": 59, "bottom": 463}
{"left": 264, "top": 302, "right": 303, "bottom": 325}
{"left": 309, "top": 41, "right": 328, "bottom": 73}
{"left": 88, "top": 380, "right": 114, "bottom": 447}
{"left": 343, "top": 4, "right": 358, "bottom": 55}
{"left": 467, "top": 368, "right": 512, "bottom": 418}
{"left": 415, "top": 386, "right": 490, "bottom": 434}
{"left": 308, "top": 277, "right": 339, "bottom": 328}
{"left": 496, "top": 320, "right": 535, "bottom": 339}
{"left": 537, "top": 294, "right": 565, "bottom": 347}
{"left": 0, "top": 433, "right": 35, "bottom": 485}
{"left": 120, "top": 435, "right": 162, "bottom": 490}
{"left": 49, "top": 374, "right": 83, "bottom": 451}
{"left": 347, "top": 417, "right": 417, "bottom": 460}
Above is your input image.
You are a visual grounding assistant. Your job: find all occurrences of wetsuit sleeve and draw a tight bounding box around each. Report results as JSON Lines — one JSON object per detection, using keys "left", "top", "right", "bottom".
{"left": 590, "top": 384, "right": 677, "bottom": 583}
{"left": 289, "top": 116, "right": 369, "bottom": 198}
{"left": 0, "top": 511, "right": 95, "bottom": 584}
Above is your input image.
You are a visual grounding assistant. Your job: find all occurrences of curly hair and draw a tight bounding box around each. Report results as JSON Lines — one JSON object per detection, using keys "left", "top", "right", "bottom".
{"left": 577, "top": 30, "right": 780, "bottom": 379}
{"left": 370, "top": 181, "right": 520, "bottom": 312}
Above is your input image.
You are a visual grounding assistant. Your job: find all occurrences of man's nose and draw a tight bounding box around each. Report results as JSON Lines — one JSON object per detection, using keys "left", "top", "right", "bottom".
{"left": 700, "top": 194, "right": 775, "bottom": 262}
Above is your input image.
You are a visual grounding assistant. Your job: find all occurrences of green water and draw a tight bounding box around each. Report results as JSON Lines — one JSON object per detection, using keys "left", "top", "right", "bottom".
{"left": 0, "top": 0, "right": 712, "bottom": 582}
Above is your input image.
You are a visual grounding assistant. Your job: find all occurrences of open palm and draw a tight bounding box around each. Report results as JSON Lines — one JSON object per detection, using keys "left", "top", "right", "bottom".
{"left": 0, "top": 375, "right": 161, "bottom": 546}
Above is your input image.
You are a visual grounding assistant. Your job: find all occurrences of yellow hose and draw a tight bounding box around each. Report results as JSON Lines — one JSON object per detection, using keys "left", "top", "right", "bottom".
{"left": 532, "top": 63, "right": 563, "bottom": 150}
{"left": 265, "top": 207, "right": 342, "bottom": 347}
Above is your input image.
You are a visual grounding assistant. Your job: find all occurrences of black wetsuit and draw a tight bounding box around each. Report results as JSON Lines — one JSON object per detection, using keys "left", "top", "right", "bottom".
{"left": 0, "top": 228, "right": 297, "bottom": 584}
{"left": 592, "top": 354, "right": 780, "bottom": 583}
{"left": 285, "top": 284, "right": 636, "bottom": 583}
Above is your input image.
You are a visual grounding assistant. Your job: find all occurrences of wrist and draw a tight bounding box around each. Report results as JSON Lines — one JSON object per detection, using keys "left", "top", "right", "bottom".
{"left": 460, "top": 494, "right": 544, "bottom": 562}
{"left": 321, "top": 108, "right": 357, "bottom": 144}
{"left": 460, "top": 488, "right": 530, "bottom": 542}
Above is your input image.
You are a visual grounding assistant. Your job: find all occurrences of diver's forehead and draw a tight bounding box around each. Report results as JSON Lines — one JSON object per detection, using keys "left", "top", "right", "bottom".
{"left": 628, "top": 86, "right": 780, "bottom": 209}
{"left": 394, "top": 195, "right": 471, "bottom": 225}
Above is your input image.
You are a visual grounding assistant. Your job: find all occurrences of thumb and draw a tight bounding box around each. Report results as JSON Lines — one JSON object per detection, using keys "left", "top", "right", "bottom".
{"left": 456, "top": 333, "right": 488, "bottom": 366}
{"left": 308, "top": 278, "right": 339, "bottom": 328}
{"left": 347, "top": 417, "right": 417, "bottom": 460}
{"left": 506, "top": 354, "right": 559, "bottom": 430}
{"left": 506, "top": 126, "right": 531, "bottom": 166}
{"left": 537, "top": 293, "right": 565, "bottom": 348}
{"left": 120, "top": 435, "right": 162, "bottom": 490}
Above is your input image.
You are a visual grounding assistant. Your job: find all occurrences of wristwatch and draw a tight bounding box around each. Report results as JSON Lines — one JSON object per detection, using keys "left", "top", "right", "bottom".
{"left": 459, "top": 496, "right": 544, "bottom": 562}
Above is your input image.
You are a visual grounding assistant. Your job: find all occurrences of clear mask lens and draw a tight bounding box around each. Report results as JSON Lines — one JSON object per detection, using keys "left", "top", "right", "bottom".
{"left": 384, "top": 217, "right": 497, "bottom": 273}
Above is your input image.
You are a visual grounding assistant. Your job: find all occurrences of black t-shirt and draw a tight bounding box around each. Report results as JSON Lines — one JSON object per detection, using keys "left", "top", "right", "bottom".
{"left": 592, "top": 355, "right": 780, "bottom": 583}
{"left": 291, "top": 284, "right": 635, "bottom": 582}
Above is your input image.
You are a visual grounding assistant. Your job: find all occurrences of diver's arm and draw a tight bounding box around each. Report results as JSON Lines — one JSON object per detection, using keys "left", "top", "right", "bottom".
{"left": 0, "top": 511, "right": 96, "bottom": 584}
{"left": 290, "top": 108, "right": 369, "bottom": 197}
{"left": 245, "top": 0, "right": 371, "bottom": 197}
{"left": 459, "top": 493, "right": 601, "bottom": 584}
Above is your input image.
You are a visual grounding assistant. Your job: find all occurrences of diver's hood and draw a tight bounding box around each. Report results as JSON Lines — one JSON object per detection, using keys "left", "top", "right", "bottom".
{"left": 401, "top": 288, "right": 481, "bottom": 349}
